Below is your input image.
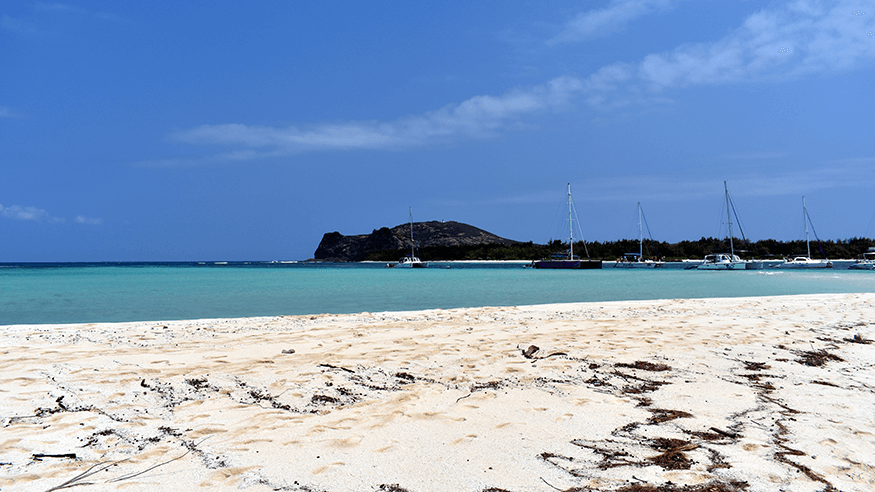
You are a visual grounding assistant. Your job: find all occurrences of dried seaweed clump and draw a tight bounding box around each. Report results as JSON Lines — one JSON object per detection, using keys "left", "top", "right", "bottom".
{"left": 794, "top": 349, "right": 843, "bottom": 367}
{"left": 616, "top": 361, "right": 671, "bottom": 372}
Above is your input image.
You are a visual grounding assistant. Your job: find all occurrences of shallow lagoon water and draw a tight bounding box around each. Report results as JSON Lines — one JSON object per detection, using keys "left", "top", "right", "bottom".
{"left": 2, "top": 262, "right": 874, "bottom": 324}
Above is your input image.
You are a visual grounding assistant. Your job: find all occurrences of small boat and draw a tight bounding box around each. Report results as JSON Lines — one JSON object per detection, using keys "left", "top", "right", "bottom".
{"left": 776, "top": 255, "right": 832, "bottom": 268}
{"left": 614, "top": 202, "right": 664, "bottom": 268}
{"left": 773, "top": 197, "right": 832, "bottom": 269}
{"left": 699, "top": 252, "right": 747, "bottom": 270}
{"left": 697, "top": 181, "right": 749, "bottom": 270}
{"left": 389, "top": 208, "right": 428, "bottom": 268}
{"left": 533, "top": 184, "right": 601, "bottom": 270}
{"left": 849, "top": 247, "right": 875, "bottom": 270}
{"left": 532, "top": 254, "right": 601, "bottom": 269}
{"left": 394, "top": 255, "right": 427, "bottom": 268}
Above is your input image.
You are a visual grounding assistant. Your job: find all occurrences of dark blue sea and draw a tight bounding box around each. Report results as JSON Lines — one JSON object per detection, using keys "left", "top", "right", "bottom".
{"left": 2, "top": 261, "right": 874, "bottom": 325}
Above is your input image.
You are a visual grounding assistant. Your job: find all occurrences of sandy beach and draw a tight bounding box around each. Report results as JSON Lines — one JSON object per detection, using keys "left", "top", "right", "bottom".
{"left": 2, "top": 293, "right": 874, "bottom": 492}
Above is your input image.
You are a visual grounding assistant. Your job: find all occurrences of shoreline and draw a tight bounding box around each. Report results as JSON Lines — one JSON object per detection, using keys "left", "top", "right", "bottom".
{"left": 3, "top": 293, "right": 875, "bottom": 491}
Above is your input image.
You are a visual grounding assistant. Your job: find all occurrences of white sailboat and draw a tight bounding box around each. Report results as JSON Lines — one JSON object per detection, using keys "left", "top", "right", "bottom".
{"left": 532, "top": 184, "right": 601, "bottom": 269}
{"left": 774, "top": 196, "right": 832, "bottom": 269}
{"left": 697, "top": 181, "right": 748, "bottom": 270}
{"left": 614, "top": 202, "right": 664, "bottom": 268}
{"left": 393, "top": 208, "right": 428, "bottom": 268}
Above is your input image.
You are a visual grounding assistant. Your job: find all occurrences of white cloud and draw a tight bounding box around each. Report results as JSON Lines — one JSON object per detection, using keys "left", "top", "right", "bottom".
{"left": 166, "top": 1, "right": 875, "bottom": 164}
{"left": 34, "top": 2, "right": 87, "bottom": 14}
{"left": 0, "top": 106, "right": 16, "bottom": 118}
{"left": 1, "top": 204, "right": 51, "bottom": 221}
{"left": 75, "top": 215, "right": 103, "bottom": 225}
{"left": 0, "top": 14, "right": 39, "bottom": 35}
{"left": 550, "top": 0, "right": 688, "bottom": 43}
{"left": 634, "top": 1, "right": 875, "bottom": 91}
{"left": 0, "top": 204, "right": 82, "bottom": 223}
{"left": 171, "top": 77, "right": 583, "bottom": 156}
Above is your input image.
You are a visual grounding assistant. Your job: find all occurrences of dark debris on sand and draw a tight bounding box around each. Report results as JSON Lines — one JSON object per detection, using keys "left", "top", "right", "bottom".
{"left": 478, "top": 479, "right": 750, "bottom": 492}
{"left": 793, "top": 349, "right": 844, "bottom": 367}
{"left": 615, "top": 361, "right": 672, "bottom": 372}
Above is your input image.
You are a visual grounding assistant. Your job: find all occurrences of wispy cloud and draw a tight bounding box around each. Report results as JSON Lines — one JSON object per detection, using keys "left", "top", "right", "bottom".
{"left": 0, "top": 204, "right": 103, "bottom": 224}
{"left": 550, "top": 0, "right": 688, "bottom": 44}
{"left": 0, "top": 204, "right": 60, "bottom": 222}
{"left": 34, "top": 2, "right": 87, "bottom": 14}
{"left": 1, "top": 14, "right": 39, "bottom": 35}
{"left": 580, "top": 0, "right": 875, "bottom": 109}
{"left": 169, "top": 77, "right": 582, "bottom": 160}
{"left": 75, "top": 215, "right": 103, "bottom": 225}
{"left": 2, "top": 3, "right": 121, "bottom": 39}
{"left": 719, "top": 151, "right": 791, "bottom": 161}
{"left": 570, "top": 156, "right": 875, "bottom": 203}
{"left": 633, "top": 1, "right": 875, "bottom": 90}
{"left": 33, "top": 2, "right": 123, "bottom": 22}
{"left": 0, "top": 106, "right": 17, "bottom": 118}
{"left": 166, "top": 1, "right": 875, "bottom": 164}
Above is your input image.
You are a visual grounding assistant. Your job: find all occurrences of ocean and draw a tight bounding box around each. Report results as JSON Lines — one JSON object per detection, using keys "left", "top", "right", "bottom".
{"left": 2, "top": 261, "right": 874, "bottom": 325}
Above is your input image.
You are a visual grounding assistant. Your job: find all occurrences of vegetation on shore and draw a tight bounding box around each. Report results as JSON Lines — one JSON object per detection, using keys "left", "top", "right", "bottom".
{"left": 366, "top": 236, "right": 875, "bottom": 262}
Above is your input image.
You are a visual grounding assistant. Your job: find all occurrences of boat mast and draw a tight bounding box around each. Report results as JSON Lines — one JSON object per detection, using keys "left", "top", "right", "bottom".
{"left": 724, "top": 181, "right": 734, "bottom": 256}
{"left": 409, "top": 207, "right": 415, "bottom": 258}
{"left": 803, "top": 196, "right": 811, "bottom": 259}
{"left": 638, "top": 202, "right": 643, "bottom": 259}
{"left": 567, "top": 183, "right": 574, "bottom": 260}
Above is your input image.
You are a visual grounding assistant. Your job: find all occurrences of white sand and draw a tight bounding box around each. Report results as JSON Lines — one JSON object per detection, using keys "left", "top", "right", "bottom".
{"left": 2, "top": 293, "right": 875, "bottom": 492}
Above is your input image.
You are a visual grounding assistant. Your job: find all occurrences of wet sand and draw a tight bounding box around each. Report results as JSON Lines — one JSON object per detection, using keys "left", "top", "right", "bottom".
{"left": 2, "top": 293, "right": 874, "bottom": 492}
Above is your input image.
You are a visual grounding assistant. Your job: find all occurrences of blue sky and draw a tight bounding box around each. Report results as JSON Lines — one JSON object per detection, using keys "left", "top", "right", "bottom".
{"left": 2, "top": 1, "right": 875, "bottom": 261}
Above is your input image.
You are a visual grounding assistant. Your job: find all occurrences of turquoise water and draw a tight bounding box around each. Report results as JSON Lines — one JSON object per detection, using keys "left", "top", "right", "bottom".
{"left": 2, "top": 262, "right": 875, "bottom": 325}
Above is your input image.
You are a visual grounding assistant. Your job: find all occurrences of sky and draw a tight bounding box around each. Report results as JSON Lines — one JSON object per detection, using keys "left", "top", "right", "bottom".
{"left": 2, "top": 0, "right": 875, "bottom": 261}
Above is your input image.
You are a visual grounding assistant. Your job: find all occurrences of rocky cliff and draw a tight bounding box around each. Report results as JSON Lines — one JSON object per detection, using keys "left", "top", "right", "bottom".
{"left": 314, "top": 221, "right": 517, "bottom": 261}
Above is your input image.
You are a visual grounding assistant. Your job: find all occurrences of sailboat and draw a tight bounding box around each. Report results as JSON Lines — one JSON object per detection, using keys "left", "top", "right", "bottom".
{"left": 697, "top": 181, "right": 748, "bottom": 270}
{"left": 774, "top": 196, "right": 832, "bottom": 269}
{"left": 532, "top": 183, "right": 601, "bottom": 269}
{"left": 393, "top": 208, "right": 428, "bottom": 268}
{"left": 613, "top": 202, "right": 664, "bottom": 268}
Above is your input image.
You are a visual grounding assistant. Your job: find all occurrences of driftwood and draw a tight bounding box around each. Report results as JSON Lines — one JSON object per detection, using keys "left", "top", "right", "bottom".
{"left": 44, "top": 440, "right": 203, "bottom": 491}
{"left": 32, "top": 453, "right": 77, "bottom": 461}
{"left": 318, "top": 363, "right": 354, "bottom": 373}
{"left": 518, "top": 344, "right": 567, "bottom": 360}
{"left": 44, "top": 460, "right": 127, "bottom": 491}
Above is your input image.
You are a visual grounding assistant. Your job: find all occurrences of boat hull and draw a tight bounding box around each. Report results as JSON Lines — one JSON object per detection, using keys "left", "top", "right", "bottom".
{"left": 697, "top": 262, "right": 747, "bottom": 270}
{"left": 533, "top": 260, "right": 602, "bottom": 269}
{"left": 395, "top": 262, "right": 428, "bottom": 268}
{"left": 697, "top": 252, "right": 747, "bottom": 270}
{"left": 613, "top": 261, "right": 664, "bottom": 268}
{"left": 773, "top": 259, "right": 833, "bottom": 269}
{"left": 392, "top": 256, "right": 428, "bottom": 268}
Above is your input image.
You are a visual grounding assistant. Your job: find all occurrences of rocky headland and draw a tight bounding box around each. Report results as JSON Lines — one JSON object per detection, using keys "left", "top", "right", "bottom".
{"left": 314, "top": 221, "right": 517, "bottom": 261}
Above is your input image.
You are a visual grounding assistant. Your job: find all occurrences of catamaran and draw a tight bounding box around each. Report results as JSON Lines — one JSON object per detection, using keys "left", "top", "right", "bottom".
{"left": 391, "top": 208, "right": 428, "bottom": 268}
{"left": 532, "top": 183, "right": 601, "bottom": 269}
{"left": 773, "top": 196, "right": 832, "bottom": 269}
{"left": 614, "top": 202, "right": 664, "bottom": 268}
{"left": 697, "top": 181, "right": 749, "bottom": 270}
{"left": 849, "top": 247, "right": 875, "bottom": 270}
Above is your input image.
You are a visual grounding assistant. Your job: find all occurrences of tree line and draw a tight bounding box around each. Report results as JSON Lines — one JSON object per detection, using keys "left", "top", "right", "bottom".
{"left": 366, "top": 236, "right": 875, "bottom": 262}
